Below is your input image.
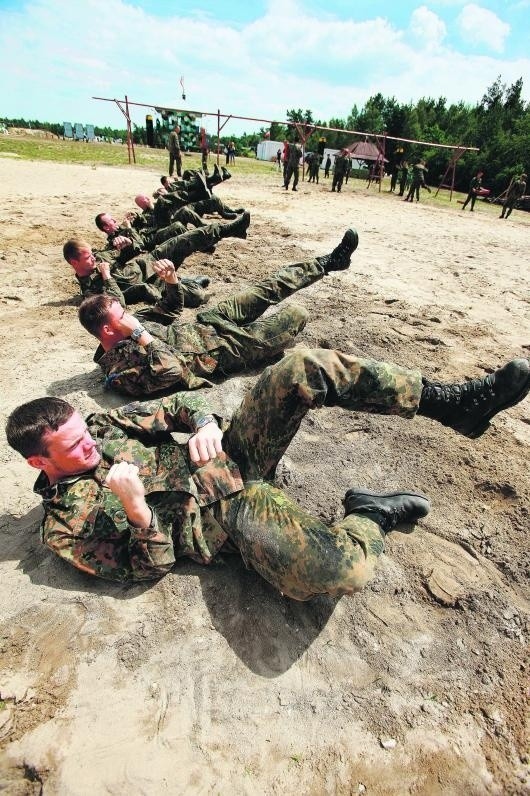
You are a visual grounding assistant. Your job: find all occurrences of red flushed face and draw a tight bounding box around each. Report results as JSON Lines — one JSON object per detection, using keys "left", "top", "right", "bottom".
{"left": 41, "top": 411, "right": 101, "bottom": 479}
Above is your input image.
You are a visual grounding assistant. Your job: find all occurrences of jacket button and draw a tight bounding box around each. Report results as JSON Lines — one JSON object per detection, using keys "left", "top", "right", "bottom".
{"left": 113, "top": 510, "right": 127, "bottom": 523}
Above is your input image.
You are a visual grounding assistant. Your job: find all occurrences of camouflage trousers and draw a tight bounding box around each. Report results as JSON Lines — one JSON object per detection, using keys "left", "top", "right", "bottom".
{"left": 212, "top": 348, "right": 422, "bottom": 601}
{"left": 196, "top": 257, "right": 327, "bottom": 372}
{"left": 146, "top": 221, "right": 225, "bottom": 270}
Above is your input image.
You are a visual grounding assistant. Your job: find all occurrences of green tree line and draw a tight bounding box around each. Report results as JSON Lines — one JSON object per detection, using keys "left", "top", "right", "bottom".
{"left": 2, "top": 76, "right": 528, "bottom": 194}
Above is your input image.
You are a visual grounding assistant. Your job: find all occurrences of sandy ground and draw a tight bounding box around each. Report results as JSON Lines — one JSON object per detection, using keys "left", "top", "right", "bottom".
{"left": 0, "top": 156, "right": 529, "bottom": 795}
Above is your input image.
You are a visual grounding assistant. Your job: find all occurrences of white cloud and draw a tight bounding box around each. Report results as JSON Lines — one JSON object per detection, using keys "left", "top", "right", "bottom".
{"left": 0, "top": 0, "right": 527, "bottom": 137}
{"left": 410, "top": 6, "right": 447, "bottom": 47}
{"left": 457, "top": 3, "right": 510, "bottom": 52}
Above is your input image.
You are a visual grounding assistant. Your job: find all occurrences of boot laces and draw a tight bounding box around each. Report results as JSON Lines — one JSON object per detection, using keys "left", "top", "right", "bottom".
{"left": 424, "top": 374, "right": 495, "bottom": 407}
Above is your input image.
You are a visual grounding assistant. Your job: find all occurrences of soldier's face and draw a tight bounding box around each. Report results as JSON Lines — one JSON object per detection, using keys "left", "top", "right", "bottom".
{"left": 101, "top": 214, "right": 119, "bottom": 234}
{"left": 71, "top": 247, "right": 96, "bottom": 275}
{"left": 41, "top": 412, "right": 101, "bottom": 479}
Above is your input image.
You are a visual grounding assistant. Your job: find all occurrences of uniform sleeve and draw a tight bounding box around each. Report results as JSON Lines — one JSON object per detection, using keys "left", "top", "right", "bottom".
{"left": 102, "top": 276, "right": 127, "bottom": 306}
{"left": 104, "top": 338, "right": 213, "bottom": 396}
{"left": 42, "top": 500, "right": 176, "bottom": 582}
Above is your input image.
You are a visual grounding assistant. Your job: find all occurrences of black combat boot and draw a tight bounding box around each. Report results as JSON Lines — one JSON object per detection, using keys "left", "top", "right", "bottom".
{"left": 192, "top": 172, "right": 212, "bottom": 200}
{"left": 316, "top": 228, "right": 359, "bottom": 273}
{"left": 418, "top": 359, "right": 530, "bottom": 438}
{"left": 192, "top": 276, "right": 211, "bottom": 289}
{"left": 220, "top": 211, "right": 251, "bottom": 239}
{"left": 343, "top": 489, "right": 430, "bottom": 533}
{"left": 221, "top": 167, "right": 232, "bottom": 181}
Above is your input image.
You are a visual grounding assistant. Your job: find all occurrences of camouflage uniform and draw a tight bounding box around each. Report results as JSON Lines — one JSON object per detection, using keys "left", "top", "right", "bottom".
{"left": 462, "top": 174, "right": 482, "bottom": 211}
{"left": 76, "top": 260, "right": 160, "bottom": 306}
{"left": 284, "top": 143, "right": 301, "bottom": 190}
{"left": 405, "top": 164, "right": 428, "bottom": 202}
{"left": 332, "top": 154, "right": 348, "bottom": 192}
{"left": 34, "top": 348, "right": 422, "bottom": 598}
{"left": 398, "top": 164, "right": 409, "bottom": 196}
{"left": 167, "top": 129, "right": 182, "bottom": 177}
{"left": 94, "top": 257, "right": 325, "bottom": 395}
{"left": 78, "top": 226, "right": 220, "bottom": 309}
{"left": 500, "top": 177, "right": 527, "bottom": 218}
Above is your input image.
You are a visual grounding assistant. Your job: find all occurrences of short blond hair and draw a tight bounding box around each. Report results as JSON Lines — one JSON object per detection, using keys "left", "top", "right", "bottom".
{"left": 63, "top": 237, "right": 90, "bottom": 263}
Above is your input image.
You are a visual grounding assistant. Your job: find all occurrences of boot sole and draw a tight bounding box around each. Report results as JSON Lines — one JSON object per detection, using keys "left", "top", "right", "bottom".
{"left": 461, "top": 368, "right": 530, "bottom": 438}
{"left": 344, "top": 228, "right": 359, "bottom": 255}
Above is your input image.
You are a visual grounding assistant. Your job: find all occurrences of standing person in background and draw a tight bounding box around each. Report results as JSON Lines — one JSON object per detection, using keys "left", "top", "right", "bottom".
{"left": 282, "top": 141, "right": 289, "bottom": 182}
{"left": 324, "top": 154, "right": 332, "bottom": 178}
{"left": 284, "top": 140, "right": 302, "bottom": 192}
{"left": 276, "top": 148, "right": 282, "bottom": 171}
{"left": 404, "top": 160, "right": 428, "bottom": 203}
{"left": 167, "top": 124, "right": 182, "bottom": 178}
{"left": 499, "top": 174, "right": 527, "bottom": 219}
{"left": 398, "top": 161, "right": 409, "bottom": 196}
{"left": 461, "top": 170, "right": 484, "bottom": 212}
{"left": 332, "top": 150, "right": 349, "bottom": 193}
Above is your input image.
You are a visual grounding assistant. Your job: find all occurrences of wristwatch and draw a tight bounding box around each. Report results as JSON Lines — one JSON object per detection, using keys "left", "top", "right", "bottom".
{"left": 130, "top": 325, "right": 146, "bottom": 342}
{"left": 195, "top": 414, "right": 216, "bottom": 430}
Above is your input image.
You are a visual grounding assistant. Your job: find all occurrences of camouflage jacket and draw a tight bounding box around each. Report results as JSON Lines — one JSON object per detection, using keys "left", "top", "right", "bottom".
{"left": 154, "top": 194, "right": 187, "bottom": 228}
{"left": 34, "top": 394, "right": 244, "bottom": 582}
{"left": 506, "top": 178, "right": 526, "bottom": 202}
{"left": 76, "top": 256, "right": 146, "bottom": 299}
{"left": 94, "top": 315, "right": 224, "bottom": 395}
{"left": 131, "top": 209, "right": 157, "bottom": 233}
{"left": 106, "top": 227, "right": 147, "bottom": 261}
{"left": 167, "top": 130, "right": 181, "bottom": 154}
{"left": 333, "top": 154, "right": 349, "bottom": 176}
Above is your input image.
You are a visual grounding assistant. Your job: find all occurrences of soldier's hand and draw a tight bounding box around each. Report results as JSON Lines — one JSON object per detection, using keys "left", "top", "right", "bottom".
{"left": 188, "top": 422, "right": 224, "bottom": 464}
{"left": 152, "top": 259, "right": 179, "bottom": 284}
{"left": 96, "top": 261, "right": 111, "bottom": 280}
{"left": 104, "top": 462, "right": 152, "bottom": 528}
{"left": 105, "top": 461, "right": 144, "bottom": 500}
{"left": 114, "top": 312, "right": 143, "bottom": 336}
{"left": 113, "top": 235, "right": 132, "bottom": 250}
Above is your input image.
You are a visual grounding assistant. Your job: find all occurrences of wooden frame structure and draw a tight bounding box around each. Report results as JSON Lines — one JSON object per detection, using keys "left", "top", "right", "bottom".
{"left": 92, "top": 95, "right": 479, "bottom": 195}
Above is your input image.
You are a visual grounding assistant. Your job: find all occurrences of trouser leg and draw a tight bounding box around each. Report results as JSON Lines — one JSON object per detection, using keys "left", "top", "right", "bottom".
{"left": 152, "top": 223, "right": 224, "bottom": 267}
{"left": 223, "top": 347, "right": 422, "bottom": 481}
{"left": 215, "top": 304, "right": 308, "bottom": 374}
{"left": 292, "top": 167, "right": 299, "bottom": 189}
{"left": 216, "top": 348, "right": 422, "bottom": 600}
{"left": 180, "top": 280, "right": 208, "bottom": 308}
{"left": 175, "top": 152, "right": 182, "bottom": 178}
{"left": 168, "top": 153, "right": 175, "bottom": 177}
{"left": 284, "top": 163, "right": 293, "bottom": 187}
{"left": 198, "top": 258, "right": 326, "bottom": 326}
{"left": 193, "top": 197, "right": 238, "bottom": 218}
{"left": 152, "top": 221, "right": 188, "bottom": 245}
{"left": 470, "top": 195, "right": 476, "bottom": 210}
{"left": 505, "top": 202, "right": 513, "bottom": 218}
{"left": 121, "top": 283, "right": 161, "bottom": 305}
{"left": 171, "top": 206, "right": 206, "bottom": 228}
{"left": 213, "top": 481, "right": 385, "bottom": 600}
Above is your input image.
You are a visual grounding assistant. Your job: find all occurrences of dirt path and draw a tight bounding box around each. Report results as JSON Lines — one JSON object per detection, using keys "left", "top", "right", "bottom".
{"left": 0, "top": 158, "right": 529, "bottom": 794}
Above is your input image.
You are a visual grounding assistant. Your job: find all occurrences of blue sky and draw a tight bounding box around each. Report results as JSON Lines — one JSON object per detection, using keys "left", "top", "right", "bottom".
{"left": 1, "top": 0, "right": 529, "bottom": 135}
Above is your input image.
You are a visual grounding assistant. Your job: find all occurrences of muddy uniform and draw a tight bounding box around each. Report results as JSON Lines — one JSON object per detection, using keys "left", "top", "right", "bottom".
{"left": 34, "top": 348, "right": 421, "bottom": 599}
{"left": 94, "top": 257, "right": 326, "bottom": 395}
